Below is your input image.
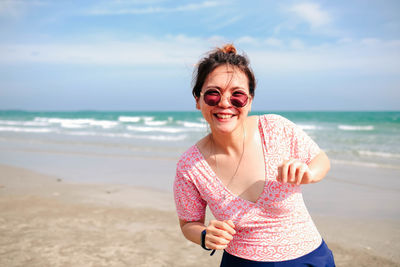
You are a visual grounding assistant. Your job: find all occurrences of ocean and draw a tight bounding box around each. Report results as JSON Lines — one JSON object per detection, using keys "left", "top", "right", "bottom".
{"left": 0, "top": 110, "right": 399, "bottom": 188}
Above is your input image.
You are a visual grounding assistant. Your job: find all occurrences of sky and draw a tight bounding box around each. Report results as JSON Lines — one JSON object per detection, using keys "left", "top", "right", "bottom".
{"left": 0, "top": 0, "right": 399, "bottom": 111}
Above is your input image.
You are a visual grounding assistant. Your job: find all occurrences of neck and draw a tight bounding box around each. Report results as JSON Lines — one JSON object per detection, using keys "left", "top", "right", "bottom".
{"left": 210, "top": 125, "right": 246, "bottom": 155}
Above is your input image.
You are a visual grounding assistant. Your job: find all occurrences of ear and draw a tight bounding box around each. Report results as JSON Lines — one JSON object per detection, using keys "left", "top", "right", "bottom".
{"left": 195, "top": 97, "right": 200, "bottom": 110}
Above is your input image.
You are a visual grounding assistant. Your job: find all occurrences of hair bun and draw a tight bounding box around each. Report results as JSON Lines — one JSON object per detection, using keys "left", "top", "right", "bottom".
{"left": 221, "top": 44, "right": 236, "bottom": 54}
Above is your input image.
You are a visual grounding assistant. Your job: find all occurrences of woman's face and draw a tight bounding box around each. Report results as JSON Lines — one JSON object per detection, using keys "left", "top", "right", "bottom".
{"left": 196, "top": 64, "right": 252, "bottom": 135}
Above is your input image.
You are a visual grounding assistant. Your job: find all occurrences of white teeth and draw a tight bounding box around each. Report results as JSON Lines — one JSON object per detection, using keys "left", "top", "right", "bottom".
{"left": 216, "top": 114, "right": 233, "bottom": 119}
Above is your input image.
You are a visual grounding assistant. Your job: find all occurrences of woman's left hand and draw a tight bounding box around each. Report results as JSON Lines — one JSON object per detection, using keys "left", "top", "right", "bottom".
{"left": 277, "top": 159, "right": 314, "bottom": 185}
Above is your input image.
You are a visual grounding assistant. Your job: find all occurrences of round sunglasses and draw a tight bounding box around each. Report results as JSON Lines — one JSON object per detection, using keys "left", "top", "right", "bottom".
{"left": 200, "top": 89, "right": 250, "bottom": 108}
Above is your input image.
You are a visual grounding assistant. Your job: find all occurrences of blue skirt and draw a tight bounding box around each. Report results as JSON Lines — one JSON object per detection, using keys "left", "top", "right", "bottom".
{"left": 220, "top": 240, "right": 336, "bottom": 267}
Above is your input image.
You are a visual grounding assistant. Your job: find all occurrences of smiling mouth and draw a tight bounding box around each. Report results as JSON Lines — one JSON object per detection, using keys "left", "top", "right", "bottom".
{"left": 214, "top": 113, "right": 235, "bottom": 119}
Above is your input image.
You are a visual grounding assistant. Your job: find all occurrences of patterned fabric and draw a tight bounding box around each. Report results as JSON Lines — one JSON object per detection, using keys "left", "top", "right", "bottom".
{"left": 173, "top": 114, "right": 322, "bottom": 261}
{"left": 220, "top": 240, "right": 336, "bottom": 266}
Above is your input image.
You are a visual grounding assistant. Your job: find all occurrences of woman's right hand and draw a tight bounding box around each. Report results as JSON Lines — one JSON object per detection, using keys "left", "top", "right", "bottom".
{"left": 204, "top": 220, "right": 236, "bottom": 250}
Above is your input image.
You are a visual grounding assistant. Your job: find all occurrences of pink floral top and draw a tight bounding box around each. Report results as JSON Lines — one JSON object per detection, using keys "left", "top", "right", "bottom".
{"left": 174, "top": 114, "right": 322, "bottom": 261}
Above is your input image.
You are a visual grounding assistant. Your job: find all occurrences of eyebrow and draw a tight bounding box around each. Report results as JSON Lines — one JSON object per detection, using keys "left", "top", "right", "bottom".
{"left": 204, "top": 85, "right": 247, "bottom": 91}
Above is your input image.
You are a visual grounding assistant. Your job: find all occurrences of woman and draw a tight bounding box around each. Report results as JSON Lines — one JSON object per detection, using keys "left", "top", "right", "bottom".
{"left": 173, "top": 44, "right": 335, "bottom": 266}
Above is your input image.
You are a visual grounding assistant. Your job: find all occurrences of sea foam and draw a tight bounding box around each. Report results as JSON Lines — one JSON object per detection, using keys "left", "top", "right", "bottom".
{"left": 34, "top": 117, "right": 118, "bottom": 129}
{"left": 331, "top": 159, "right": 400, "bottom": 170}
{"left": 67, "top": 130, "right": 186, "bottom": 141}
{"left": 297, "top": 124, "right": 318, "bottom": 131}
{"left": 144, "top": 120, "right": 168, "bottom": 126}
{"left": 358, "top": 150, "right": 400, "bottom": 159}
{"left": 118, "top": 116, "right": 141, "bottom": 123}
{"left": 0, "top": 120, "right": 49, "bottom": 127}
{"left": 338, "top": 125, "right": 374, "bottom": 131}
{"left": 126, "top": 125, "right": 185, "bottom": 133}
{"left": 0, "top": 126, "right": 54, "bottom": 133}
{"left": 177, "top": 120, "right": 206, "bottom": 129}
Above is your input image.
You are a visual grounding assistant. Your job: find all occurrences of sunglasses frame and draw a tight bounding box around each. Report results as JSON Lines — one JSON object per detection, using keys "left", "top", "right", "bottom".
{"left": 200, "top": 89, "right": 251, "bottom": 108}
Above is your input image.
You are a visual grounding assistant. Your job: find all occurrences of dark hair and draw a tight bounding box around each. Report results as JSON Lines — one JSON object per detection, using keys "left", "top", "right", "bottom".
{"left": 192, "top": 44, "right": 256, "bottom": 98}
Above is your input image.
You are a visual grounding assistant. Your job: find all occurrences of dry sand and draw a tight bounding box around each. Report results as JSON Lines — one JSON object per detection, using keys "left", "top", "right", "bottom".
{"left": 0, "top": 163, "right": 399, "bottom": 267}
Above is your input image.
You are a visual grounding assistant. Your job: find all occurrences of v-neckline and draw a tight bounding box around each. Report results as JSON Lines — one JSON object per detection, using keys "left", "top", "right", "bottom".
{"left": 194, "top": 116, "right": 268, "bottom": 205}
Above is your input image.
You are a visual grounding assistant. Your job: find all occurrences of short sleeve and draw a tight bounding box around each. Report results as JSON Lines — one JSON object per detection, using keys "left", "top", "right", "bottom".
{"left": 260, "top": 114, "right": 321, "bottom": 165}
{"left": 173, "top": 168, "right": 207, "bottom": 222}
{"left": 283, "top": 117, "right": 320, "bottom": 164}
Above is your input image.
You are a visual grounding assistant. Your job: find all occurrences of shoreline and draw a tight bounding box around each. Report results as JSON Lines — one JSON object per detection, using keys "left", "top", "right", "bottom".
{"left": 1, "top": 163, "right": 399, "bottom": 266}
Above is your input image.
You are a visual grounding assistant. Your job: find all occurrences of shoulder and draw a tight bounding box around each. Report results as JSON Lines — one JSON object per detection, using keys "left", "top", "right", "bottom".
{"left": 176, "top": 145, "right": 202, "bottom": 173}
{"left": 256, "top": 114, "right": 295, "bottom": 129}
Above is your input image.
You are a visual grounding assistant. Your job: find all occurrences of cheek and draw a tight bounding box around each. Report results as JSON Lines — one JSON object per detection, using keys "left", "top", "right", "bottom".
{"left": 197, "top": 102, "right": 212, "bottom": 118}
{"left": 237, "top": 103, "right": 252, "bottom": 119}
{"left": 200, "top": 110, "right": 215, "bottom": 126}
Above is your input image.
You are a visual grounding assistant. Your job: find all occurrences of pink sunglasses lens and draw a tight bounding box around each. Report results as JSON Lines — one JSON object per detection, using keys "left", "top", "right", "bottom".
{"left": 203, "top": 90, "right": 248, "bottom": 108}
{"left": 203, "top": 91, "right": 221, "bottom": 106}
{"left": 230, "top": 92, "right": 248, "bottom": 107}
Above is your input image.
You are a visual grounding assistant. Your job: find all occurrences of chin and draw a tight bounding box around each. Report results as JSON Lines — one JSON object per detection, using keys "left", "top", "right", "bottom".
{"left": 210, "top": 118, "right": 242, "bottom": 134}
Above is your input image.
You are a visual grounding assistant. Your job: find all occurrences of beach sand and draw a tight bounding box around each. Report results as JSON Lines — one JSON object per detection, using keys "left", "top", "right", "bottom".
{"left": 0, "top": 163, "right": 399, "bottom": 267}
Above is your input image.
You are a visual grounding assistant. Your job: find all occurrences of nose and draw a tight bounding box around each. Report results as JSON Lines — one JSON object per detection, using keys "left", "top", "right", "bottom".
{"left": 218, "top": 94, "right": 231, "bottom": 108}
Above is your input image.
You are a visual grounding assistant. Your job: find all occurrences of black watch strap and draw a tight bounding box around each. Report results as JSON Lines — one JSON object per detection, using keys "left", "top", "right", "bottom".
{"left": 201, "top": 229, "right": 216, "bottom": 256}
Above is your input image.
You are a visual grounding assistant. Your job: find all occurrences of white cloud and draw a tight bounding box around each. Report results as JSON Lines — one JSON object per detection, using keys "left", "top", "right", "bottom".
{"left": 264, "top": 38, "right": 283, "bottom": 47}
{"left": 87, "top": 1, "right": 220, "bottom": 15}
{"left": 250, "top": 39, "right": 400, "bottom": 75}
{"left": 236, "top": 36, "right": 258, "bottom": 45}
{"left": 208, "top": 15, "right": 243, "bottom": 31}
{"left": 0, "top": 0, "right": 45, "bottom": 17}
{"left": 289, "top": 39, "right": 305, "bottom": 50}
{"left": 233, "top": 36, "right": 400, "bottom": 75}
{"left": 337, "top": 38, "right": 353, "bottom": 44}
{"left": 0, "top": 0, "right": 19, "bottom": 17}
{"left": 288, "top": 2, "right": 331, "bottom": 28}
{"left": 235, "top": 37, "right": 284, "bottom": 48}
{"left": 387, "top": 40, "right": 400, "bottom": 47}
{"left": 1, "top": 36, "right": 399, "bottom": 76}
{"left": 0, "top": 35, "right": 209, "bottom": 66}
{"left": 360, "top": 38, "right": 381, "bottom": 46}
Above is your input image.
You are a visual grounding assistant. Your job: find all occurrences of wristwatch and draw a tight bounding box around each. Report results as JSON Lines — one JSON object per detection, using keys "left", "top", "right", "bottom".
{"left": 201, "top": 229, "right": 216, "bottom": 256}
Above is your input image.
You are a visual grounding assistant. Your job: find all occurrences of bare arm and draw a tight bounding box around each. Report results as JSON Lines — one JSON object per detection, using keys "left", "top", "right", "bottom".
{"left": 278, "top": 150, "right": 330, "bottom": 185}
{"left": 179, "top": 219, "right": 205, "bottom": 246}
{"left": 307, "top": 150, "right": 331, "bottom": 183}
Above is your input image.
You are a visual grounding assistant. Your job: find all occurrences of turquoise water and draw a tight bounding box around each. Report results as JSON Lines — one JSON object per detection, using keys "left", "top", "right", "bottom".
{"left": 0, "top": 110, "right": 399, "bottom": 169}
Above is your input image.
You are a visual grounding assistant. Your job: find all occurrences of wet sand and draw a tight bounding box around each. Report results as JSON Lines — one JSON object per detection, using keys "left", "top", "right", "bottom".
{"left": 0, "top": 163, "right": 399, "bottom": 266}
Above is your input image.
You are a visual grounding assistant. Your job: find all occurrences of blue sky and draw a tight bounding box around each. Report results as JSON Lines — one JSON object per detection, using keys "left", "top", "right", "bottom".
{"left": 0, "top": 0, "right": 399, "bottom": 111}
